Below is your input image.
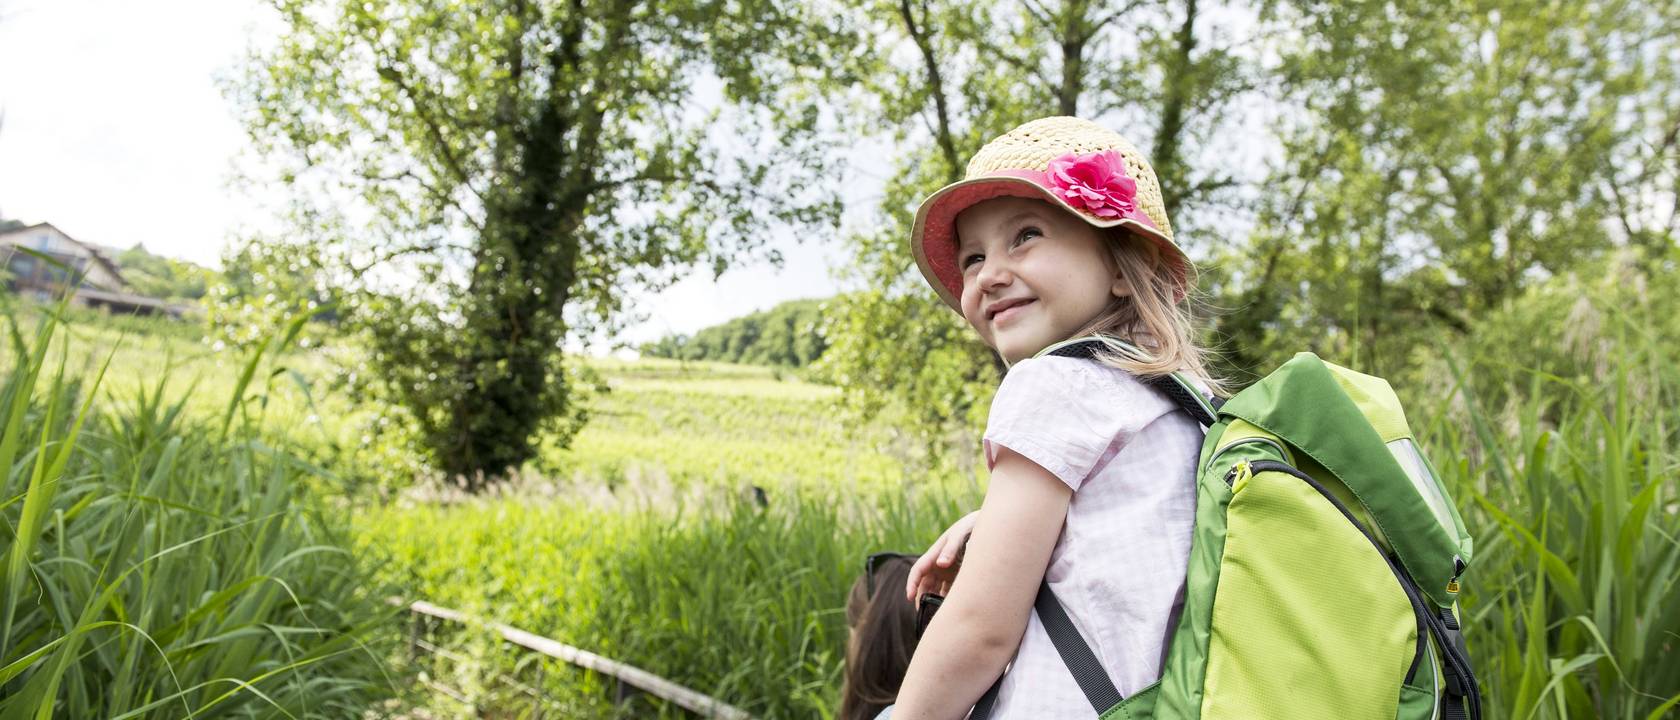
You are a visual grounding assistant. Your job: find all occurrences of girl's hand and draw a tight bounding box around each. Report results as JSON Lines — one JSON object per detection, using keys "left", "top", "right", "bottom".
{"left": 905, "top": 510, "right": 980, "bottom": 603}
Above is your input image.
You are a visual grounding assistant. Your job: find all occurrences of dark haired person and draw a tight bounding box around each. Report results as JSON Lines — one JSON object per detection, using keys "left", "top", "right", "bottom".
{"left": 841, "top": 553, "right": 920, "bottom": 720}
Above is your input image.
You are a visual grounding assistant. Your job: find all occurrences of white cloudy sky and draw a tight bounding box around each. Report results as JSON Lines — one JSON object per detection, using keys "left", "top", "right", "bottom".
{"left": 0, "top": 0, "right": 857, "bottom": 349}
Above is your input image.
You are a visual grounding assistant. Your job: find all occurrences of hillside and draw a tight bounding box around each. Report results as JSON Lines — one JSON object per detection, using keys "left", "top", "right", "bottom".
{"left": 638, "top": 297, "right": 831, "bottom": 367}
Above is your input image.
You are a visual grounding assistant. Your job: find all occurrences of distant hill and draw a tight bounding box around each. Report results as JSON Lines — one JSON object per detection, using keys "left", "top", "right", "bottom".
{"left": 639, "top": 297, "right": 830, "bottom": 367}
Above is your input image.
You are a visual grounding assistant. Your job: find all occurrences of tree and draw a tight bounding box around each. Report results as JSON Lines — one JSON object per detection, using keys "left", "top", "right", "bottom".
{"left": 639, "top": 297, "right": 830, "bottom": 366}
{"left": 1209, "top": 0, "right": 1680, "bottom": 379}
{"left": 114, "top": 244, "right": 214, "bottom": 301}
{"left": 813, "top": 0, "right": 1262, "bottom": 454}
{"left": 236, "top": 0, "right": 847, "bottom": 488}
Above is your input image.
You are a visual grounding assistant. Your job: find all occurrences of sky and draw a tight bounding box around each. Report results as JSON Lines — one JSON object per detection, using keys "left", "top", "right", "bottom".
{"left": 0, "top": 0, "right": 856, "bottom": 351}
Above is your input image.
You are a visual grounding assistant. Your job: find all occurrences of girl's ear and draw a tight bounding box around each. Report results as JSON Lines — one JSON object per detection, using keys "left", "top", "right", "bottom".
{"left": 1110, "top": 273, "right": 1134, "bottom": 299}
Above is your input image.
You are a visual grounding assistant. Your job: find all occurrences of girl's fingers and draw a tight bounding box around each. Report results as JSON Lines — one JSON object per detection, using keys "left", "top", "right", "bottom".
{"left": 907, "top": 532, "right": 953, "bottom": 595}
{"left": 905, "top": 511, "right": 979, "bottom": 601}
{"left": 906, "top": 546, "right": 941, "bottom": 601}
{"left": 937, "top": 512, "right": 979, "bottom": 567}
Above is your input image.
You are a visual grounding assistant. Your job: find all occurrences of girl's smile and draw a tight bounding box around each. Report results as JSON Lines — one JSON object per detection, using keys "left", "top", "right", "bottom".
{"left": 986, "top": 297, "right": 1036, "bottom": 325}
{"left": 954, "top": 197, "right": 1132, "bottom": 364}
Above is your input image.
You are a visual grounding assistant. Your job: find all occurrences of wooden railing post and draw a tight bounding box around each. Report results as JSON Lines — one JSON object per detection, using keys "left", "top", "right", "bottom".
{"left": 389, "top": 598, "right": 751, "bottom": 719}
{"left": 407, "top": 609, "right": 420, "bottom": 661}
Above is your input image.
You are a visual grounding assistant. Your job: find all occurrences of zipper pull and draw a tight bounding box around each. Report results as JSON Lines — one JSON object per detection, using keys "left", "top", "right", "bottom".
{"left": 1446, "top": 555, "right": 1466, "bottom": 594}
{"left": 1223, "top": 460, "right": 1251, "bottom": 489}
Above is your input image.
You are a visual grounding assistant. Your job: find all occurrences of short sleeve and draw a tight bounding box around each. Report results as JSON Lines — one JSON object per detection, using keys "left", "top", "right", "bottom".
{"left": 982, "top": 356, "right": 1174, "bottom": 491}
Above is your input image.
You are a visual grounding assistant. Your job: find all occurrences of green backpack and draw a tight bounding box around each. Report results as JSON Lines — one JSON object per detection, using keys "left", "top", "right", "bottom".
{"left": 969, "top": 337, "right": 1482, "bottom": 720}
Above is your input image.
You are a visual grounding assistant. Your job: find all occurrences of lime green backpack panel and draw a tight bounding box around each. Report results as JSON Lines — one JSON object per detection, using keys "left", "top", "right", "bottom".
{"left": 1199, "top": 465, "right": 1417, "bottom": 719}
{"left": 1156, "top": 431, "right": 1287, "bottom": 718}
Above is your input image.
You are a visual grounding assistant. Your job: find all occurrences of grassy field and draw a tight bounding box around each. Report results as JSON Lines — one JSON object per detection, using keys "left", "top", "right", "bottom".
{"left": 542, "top": 357, "right": 912, "bottom": 497}
{"left": 4, "top": 268, "right": 1678, "bottom": 718}
{"left": 364, "top": 358, "right": 972, "bottom": 718}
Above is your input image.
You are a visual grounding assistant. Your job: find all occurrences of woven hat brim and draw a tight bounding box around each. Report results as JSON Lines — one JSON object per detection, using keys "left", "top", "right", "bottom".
{"left": 910, "top": 175, "right": 1190, "bottom": 314}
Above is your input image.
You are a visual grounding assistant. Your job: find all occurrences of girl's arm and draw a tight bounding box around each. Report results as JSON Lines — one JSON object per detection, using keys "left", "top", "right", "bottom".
{"left": 890, "top": 445, "right": 1073, "bottom": 720}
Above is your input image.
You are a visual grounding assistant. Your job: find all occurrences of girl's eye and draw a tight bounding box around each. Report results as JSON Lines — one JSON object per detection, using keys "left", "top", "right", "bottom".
{"left": 961, "top": 253, "right": 984, "bottom": 270}
{"left": 1014, "top": 227, "right": 1041, "bottom": 246}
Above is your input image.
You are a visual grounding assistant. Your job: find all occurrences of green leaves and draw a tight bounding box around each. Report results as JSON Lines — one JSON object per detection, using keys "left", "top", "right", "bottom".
{"left": 0, "top": 309, "right": 395, "bottom": 718}
{"left": 236, "top": 0, "right": 848, "bottom": 483}
{"left": 1217, "top": 0, "right": 1679, "bottom": 380}
{"left": 1419, "top": 260, "right": 1680, "bottom": 719}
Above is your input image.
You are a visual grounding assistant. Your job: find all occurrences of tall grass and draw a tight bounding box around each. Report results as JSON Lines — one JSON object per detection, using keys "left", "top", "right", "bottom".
{"left": 0, "top": 303, "right": 396, "bottom": 718}
{"left": 363, "top": 479, "right": 975, "bottom": 718}
{"left": 1415, "top": 260, "right": 1680, "bottom": 719}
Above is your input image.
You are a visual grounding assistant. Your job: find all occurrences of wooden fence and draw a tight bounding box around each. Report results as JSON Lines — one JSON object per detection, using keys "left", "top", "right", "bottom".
{"left": 394, "top": 598, "right": 753, "bottom": 719}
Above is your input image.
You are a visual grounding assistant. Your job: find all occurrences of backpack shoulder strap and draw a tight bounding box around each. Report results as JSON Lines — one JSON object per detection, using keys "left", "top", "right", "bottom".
{"left": 969, "top": 583, "right": 1122, "bottom": 719}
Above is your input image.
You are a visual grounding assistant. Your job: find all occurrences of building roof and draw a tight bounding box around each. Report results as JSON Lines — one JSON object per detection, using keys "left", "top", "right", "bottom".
{"left": 0, "top": 222, "right": 129, "bottom": 290}
{"left": 73, "top": 286, "right": 194, "bottom": 316}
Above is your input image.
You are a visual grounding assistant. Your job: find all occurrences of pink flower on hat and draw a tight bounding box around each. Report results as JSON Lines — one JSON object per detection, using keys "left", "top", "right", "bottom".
{"left": 1046, "top": 149, "right": 1137, "bottom": 219}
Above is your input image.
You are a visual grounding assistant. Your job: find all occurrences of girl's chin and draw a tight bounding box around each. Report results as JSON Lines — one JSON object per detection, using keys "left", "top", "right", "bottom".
{"left": 994, "top": 335, "right": 1045, "bottom": 365}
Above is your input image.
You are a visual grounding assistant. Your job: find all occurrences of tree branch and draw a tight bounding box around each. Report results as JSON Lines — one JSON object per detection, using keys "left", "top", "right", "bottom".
{"left": 972, "top": 35, "right": 1058, "bottom": 91}
{"left": 897, "top": 0, "right": 963, "bottom": 182}
{"left": 348, "top": 241, "right": 476, "bottom": 279}
{"left": 375, "top": 64, "right": 487, "bottom": 206}
{"left": 1088, "top": 0, "right": 1148, "bottom": 32}
{"left": 1020, "top": 0, "right": 1055, "bottom": 29}
{"left": 361, "top": 167, "right": 488, "bottom": 233}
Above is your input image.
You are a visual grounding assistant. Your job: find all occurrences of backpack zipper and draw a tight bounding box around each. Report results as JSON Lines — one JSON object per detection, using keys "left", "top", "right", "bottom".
{"left": 1210, "top": 436, "right": 1290, "bottom": 473}
{"left": 1244, "top": 459, "right": 1432, "bottom": 686}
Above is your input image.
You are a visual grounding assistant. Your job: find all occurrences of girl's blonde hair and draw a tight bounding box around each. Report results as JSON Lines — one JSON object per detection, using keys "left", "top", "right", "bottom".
{"left": 1068, "top": 227, "right": 1228, "bottom": 397}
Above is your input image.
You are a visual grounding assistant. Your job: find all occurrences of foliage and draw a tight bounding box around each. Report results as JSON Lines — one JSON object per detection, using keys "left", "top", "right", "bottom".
{"left": 0, "top": 304, "right": 397, "bottom": 718}
{"left": 363, "top": 474, "right": 974, "bottom": 718}
{"left": 204, "top": 235, "right": 341, "bottom": 352}
{"left": 639, "top": 297, "right": 831, "bottom": 367}
{"left": 807, "top": 0, "right": 1264, "bottom": 452}
{"left": 1205, "top": 0, "right": 1680, "bottom": 379}
{"left": 360, "top": 354, "right": 970, "bottom": 718}
{"left": 1410, "top": 252, "right": 1680, "bottom": 719}
{"left": 110, "top": 244, "right": 215, "bottom": 301}
{"left": 232, "top": 0, "right": 850, "bottom": 486}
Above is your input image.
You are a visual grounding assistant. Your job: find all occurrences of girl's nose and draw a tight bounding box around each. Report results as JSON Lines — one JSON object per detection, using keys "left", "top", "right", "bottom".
{"left": 975, "top": 256, "right": 1013, "bottom": 291}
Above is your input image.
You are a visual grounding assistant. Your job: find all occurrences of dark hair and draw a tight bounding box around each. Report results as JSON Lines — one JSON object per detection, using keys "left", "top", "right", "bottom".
{"left": 839, "top": 555, "right": 919, "bottom": 720}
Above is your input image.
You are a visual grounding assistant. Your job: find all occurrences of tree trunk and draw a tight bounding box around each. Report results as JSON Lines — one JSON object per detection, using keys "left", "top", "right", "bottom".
{"left": 1154, "top": 0, "right": 1198, "bottom": 218}
{"left": 440, "top": 0, "right": 624, "bottom": 487}
{"left": 1057, "top": 0, "right": 1089, "bottom": 115}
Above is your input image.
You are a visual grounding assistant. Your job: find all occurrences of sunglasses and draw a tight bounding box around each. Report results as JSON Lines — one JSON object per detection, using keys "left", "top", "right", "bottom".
{"left": 864, "top": 551, "right": 916, "bottom": 599}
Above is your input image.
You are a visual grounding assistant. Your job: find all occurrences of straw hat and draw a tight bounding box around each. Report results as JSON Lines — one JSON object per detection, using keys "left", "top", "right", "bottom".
{"left": 910, "top": 116, "right": 1191, "bottom": 313}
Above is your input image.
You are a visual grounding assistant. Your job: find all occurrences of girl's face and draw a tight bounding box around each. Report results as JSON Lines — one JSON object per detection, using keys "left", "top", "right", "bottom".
{"left": 954, "top": 196, "right": 1130, "bottom": 365}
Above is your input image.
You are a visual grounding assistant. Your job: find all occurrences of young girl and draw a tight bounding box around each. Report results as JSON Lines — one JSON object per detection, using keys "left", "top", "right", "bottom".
{"left": 890, "top": 116, "right": 1223, "bottom": 719}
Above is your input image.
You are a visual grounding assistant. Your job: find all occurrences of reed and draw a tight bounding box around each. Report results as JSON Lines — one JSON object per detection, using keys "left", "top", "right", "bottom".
{"left": 0, "top": 302, "right": 396, "bottom": 718}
